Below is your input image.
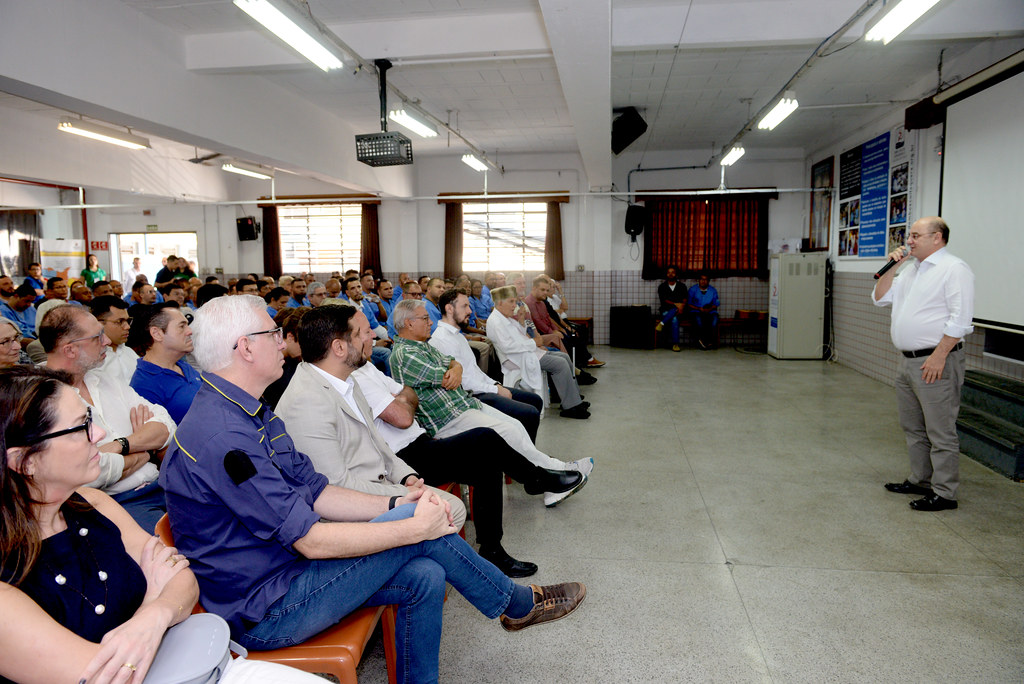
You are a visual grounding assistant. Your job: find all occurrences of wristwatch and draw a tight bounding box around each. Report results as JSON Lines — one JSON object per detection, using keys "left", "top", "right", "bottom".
{"left": 115, "top": 437, "right": 130, "bottom": 455}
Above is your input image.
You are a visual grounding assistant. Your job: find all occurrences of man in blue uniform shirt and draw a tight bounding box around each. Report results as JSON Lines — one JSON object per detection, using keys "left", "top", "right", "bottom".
{"left": 686, "top": 274, "right": 719, "bottom": 349}
{"left": 159, "top": 295, "right": 586, "bottom": 682}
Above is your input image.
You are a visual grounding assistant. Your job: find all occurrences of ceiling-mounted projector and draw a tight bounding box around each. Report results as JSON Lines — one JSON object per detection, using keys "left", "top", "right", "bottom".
{"left": 356, "top": 59, "right": 414, "bottom": 167}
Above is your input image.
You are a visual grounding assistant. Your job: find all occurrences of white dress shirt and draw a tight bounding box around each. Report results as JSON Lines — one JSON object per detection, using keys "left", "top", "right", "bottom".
{"left": 80, "top": 365, "right": 177, "bottom": 494}
{"left": 351, "top": 362, "right": 426, "bottom": 453}
{"left": 872, "top": 247, "right": 975, "bottom": 351}
{"left": 308, "top": 363, "right": 367, "bottom": 427}
{"left": 98, "top": 343, "right": 139, "bottom": 384}
{"left": 428, "top": 321, "right": 500, "bottom": 395}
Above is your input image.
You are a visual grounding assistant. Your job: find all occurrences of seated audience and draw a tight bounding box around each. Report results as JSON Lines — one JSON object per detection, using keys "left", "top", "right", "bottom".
{"left": 387, "top": 280, "right": 422, "bottom": 337}
{"left": 525, "top": 275, "right": 603, "bottom": 371}
{"left": 264, "top": 286, "right": 290, "bottom": 317}
{"left": 161, "top": 281, "right": 187, "bottom": 306}
{"left": 654, "top": 265, "right": 688, "bottom": 351}
{"left": 41, "top": 306, "right": 174, "bottom": 532}
{"left": 1, "top": 283, "right": 38, "bottom": 341}
{"left": 24, "top": 261, "right": 45, "bottom": 302}
{"left": 378, "top": 278, "right": 399, "bottom": 319}
{"left": 205, "top": 274, "right": 220, "bottom": 284}
{"left": 360, "top": 273, "right": 386, "bottom": 320}
{"left": 0, "top": 319, "right": 30, "bottom": 367}
{"left": 233, "top": 278, "right": 259, "bottom": 296}
{"left": 109, "top": 280, "right": 124, "bottom": 299}
{"left": 307, "top": 281, "right": 327, "bottom": 307}
{"left": 487, "top": 286, "right": 592, "bottom": 418}
{"left": 69, "top": 282, "right": 94, "bottom": 306}
{"left": 129, "top": 304, "right": 201, "bottom": 423}
{"left": 687, "top": 273, "right": 720, "bottom": 349}
{"left": 196, "top": 282, "right": 228, "bottom": 309}
{"left": 37, "top": 276, "right": 70, "bottom": 329}
{"left": 89, "top": 296, "right": 138, "bottom": 383}
{"left": 90, "top": 280, "right": 113, "bottom": 298}
{"left": 391, "top": 299, "right": 592, "bottom": 505}
{"left": 431, "top": 289, "right": 544, "bottom": 442}
{"left": 158, "top": 295, "right": 588, "bottom": 679}
{"left": 470, "top": 278, "right": 492, "bottom": 321}
{"left": 422, "top": 278, "right": 445, "bottom": 332}
{"left": 127, "top": 280, "right": 157, "bottom": 318}
{"left": 0, "top": 368, "right": 324, "bottom": 684}
{"left": 286, "top": 277, "right": 308, "bottom": 308}
{"left": 262, "top": 306, "right": 309, "bottom": 410}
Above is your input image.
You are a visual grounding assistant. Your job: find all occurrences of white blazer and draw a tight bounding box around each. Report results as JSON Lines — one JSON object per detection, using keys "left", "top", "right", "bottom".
{"left": 486, "top": 309, "right": 548, "bottom": 404}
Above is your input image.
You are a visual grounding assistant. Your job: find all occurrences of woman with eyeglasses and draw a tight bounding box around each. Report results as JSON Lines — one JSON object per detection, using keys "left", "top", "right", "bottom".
{"left": 0, "top": 367, "right": 323, "bottom": 684}
{"left": 0, "top": 319, "right": 29, "bottom": 368}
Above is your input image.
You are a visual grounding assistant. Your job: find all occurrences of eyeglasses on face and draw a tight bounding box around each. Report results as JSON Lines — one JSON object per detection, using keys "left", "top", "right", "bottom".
{"left": 233, "top": 326, "right": 284, "bottom": 350}
{"left": 908, "top": 231, "right": 938, "bottom": 240}
{"left": 100, "top": 316, "right": 132, "bottom": 327}
{"left": 0, "top": 333, "right": 22, "bottom": 348}
{"left": 66, "top": 330, "right": 106, "bottom": 345}
{"left": 22, "top": 407, "right": 94, "bottom": 445}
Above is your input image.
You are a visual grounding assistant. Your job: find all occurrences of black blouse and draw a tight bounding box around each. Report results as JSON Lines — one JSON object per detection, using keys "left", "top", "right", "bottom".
{"left": 1, "top": 494, "right": 146, "bottom": 645}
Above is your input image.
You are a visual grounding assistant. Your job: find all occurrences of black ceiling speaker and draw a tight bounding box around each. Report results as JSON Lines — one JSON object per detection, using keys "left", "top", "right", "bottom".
{"left": 612, "top": 107, "right": 648, "bottom": 155}
{"left": 625, "top": 204, "right": 649, "bottom": 242}
{"left": 236, "top": 216, "right": 259, "bottom": 241}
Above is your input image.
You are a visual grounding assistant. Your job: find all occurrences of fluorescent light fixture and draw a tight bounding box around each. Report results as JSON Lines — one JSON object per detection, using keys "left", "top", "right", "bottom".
{"left": 757, "top": 91, "right": 799, "bottom": 130}
{"left": 222, "top": 162, "right": 273, "bottom": 180}
{"left": 462, "top": 154, "right": 489, "bottom": 172}
{"left": 865, "top": 0, "right": 942, "bottom": 45}
{"left": 57, "top": 118, "right": 150, "bottom": 150}
{"left": 720, "top": 146, "right": 745, "bottom": 166}
{"left": 233, "top": 0, "right": 344, "bottom": 72}
{"left": 388, "top": 107, "right": 438, "bottom": 138}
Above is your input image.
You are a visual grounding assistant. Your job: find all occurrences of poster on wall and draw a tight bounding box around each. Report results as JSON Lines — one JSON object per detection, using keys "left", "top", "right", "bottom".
{"left": 40, "top": 239, "right": 85, "bottom": 282}
{"left": 837, "top": 126, "right": 916, "bottom": 259}
{"left": 808, "top": 157, "right": 833, "bottom": 249}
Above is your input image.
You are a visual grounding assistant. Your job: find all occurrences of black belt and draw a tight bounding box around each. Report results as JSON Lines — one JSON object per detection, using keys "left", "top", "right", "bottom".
{"left": 902, "top": 342, "right": 962, "bottom": 358}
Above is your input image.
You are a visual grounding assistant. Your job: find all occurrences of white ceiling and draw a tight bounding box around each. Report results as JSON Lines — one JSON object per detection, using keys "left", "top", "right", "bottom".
{"left": 6, "top": 0, "right": 1024, "bottom": 190}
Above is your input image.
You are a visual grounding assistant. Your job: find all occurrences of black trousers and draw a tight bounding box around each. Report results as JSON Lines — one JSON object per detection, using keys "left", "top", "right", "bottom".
{"left": 397, "top": 428, "right": 543, "bottom": 551}
{"left": 475, "top": 387, "right": 544, "bottom": 442}
{"left": 561, "top": 331, "right": 592, "bottom": 367}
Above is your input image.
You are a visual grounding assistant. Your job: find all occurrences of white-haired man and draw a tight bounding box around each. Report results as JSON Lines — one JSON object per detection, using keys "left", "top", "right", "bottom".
{"left": 40, "top": 305, "right": 175, "bottom": 531}
{"left": 159, "top": 295, "right": 587, "bottom": 680}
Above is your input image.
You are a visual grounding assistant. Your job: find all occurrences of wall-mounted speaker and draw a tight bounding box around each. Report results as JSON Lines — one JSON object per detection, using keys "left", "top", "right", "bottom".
{"left": 612, "top": 107, "right": 648, "bottom": 155}
{"left": 625, "top": 204, "right": 649, "bottom": 242}
{"left": 236, "top": 216, "right": 259, "bottom": 241}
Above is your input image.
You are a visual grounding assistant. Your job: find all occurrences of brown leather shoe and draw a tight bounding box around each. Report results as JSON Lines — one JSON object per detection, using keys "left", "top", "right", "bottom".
{"left": 500, "top": 582, "right": 587, "bottom": 632}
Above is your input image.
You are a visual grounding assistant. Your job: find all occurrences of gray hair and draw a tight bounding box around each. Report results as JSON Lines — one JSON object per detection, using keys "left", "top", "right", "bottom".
{"left": 393, "top": 298, "right": 425, "bottom": 331}
{"left": 308, "top": 281, "right": 325, "bottom": 293}
{"left": 191, "top": 294, "right": 267, "bottom": 372}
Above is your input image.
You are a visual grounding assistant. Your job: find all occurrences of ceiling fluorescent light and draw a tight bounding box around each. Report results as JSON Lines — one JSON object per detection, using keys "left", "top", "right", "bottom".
{"left": 388, "top": 107, "right": 438, "bottom": 138}
{"left": 233, "top": 0, "right": 345, "bottom": 72}
{"left": 222, "top": 162, "right": 273, "bottom": 180}
{"left": 865, "top": 0, "right": 942, "bottom": 45}
{"left": 757, "top": 91, "right": 799, "bottom": 130}
{"left": 720, "top": 146, "right": 745, "bottom": 166}
{"left": 462, "top": 154, "right": 489, "bottom": 172}
{"left": 57, "top": 118, "right": 150, "bottom": 150}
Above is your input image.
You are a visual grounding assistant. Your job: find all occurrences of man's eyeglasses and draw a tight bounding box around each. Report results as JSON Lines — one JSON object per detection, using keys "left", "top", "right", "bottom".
{"left": 234, "top": 326, "right": 283, "bottom": 350}
{"left": 22, "top": 407, "right": 93, "bottom": 445}
{"left": 407, "top": 292, "right": 423, "bottom": 298}
{"left": 100, "top": 316, "right": 132, "bottom": 327}
{"left": 66, "top": 331, "right": 106, "bottom": 345}
{"left": 908, "top": 231, "right": 938, "bottom": 240}
{"left": 0, "top": 333, "right": 22, "bottom": 348}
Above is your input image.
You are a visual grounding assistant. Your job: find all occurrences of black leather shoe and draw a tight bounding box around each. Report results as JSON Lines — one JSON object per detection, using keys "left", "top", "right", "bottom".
{"left": 577, "top": 373, "right": 597, "bottom": 386}
{"left": 909, "top": 494, "right": 958, "bottom": 511}
{"left": 884, "top": 480, "right": 932, "bottom": 496}
{"left": 559, "top": 404, "right": 591, "bottom": 419}
{"left": 479, "top": 546, "right": 538, "bottom": 578}
{"left": 524, "top": 468, "right": 583, "bottom": 495}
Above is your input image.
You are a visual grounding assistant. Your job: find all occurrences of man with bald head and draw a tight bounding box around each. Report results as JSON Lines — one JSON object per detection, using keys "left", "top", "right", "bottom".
{"left": 874, "top": 216, "right": 974, "bottom": 512}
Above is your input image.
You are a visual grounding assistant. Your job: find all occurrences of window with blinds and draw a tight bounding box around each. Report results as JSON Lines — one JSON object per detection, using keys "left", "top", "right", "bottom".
{"left": 462, "top": 202, "right": 547, "bottom": 272}
{"left": 278, "top": 204, "right": 362, "bottom": 273}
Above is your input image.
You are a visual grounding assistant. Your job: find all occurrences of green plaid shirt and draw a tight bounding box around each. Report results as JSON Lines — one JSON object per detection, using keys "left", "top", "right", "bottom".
{"left": 390, "top": 336, "right": 482, "bottom": 436}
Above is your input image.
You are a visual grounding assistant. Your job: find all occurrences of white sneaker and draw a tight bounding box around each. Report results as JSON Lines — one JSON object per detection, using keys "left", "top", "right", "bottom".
{"left": 565, "top": 457, "right": 594, "bottom": 477}
{"left": 543, "top": 474, "right": 588, "bottom": 508}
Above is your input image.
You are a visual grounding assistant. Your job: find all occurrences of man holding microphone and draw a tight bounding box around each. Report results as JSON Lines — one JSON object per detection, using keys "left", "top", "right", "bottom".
{"left": 872, "top": 216, "right": 974, "bottom": 511}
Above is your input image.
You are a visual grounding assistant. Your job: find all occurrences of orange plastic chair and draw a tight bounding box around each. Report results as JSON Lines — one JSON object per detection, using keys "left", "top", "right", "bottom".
{"left": 156, "top": 514, "right": 396, "bottom": 684}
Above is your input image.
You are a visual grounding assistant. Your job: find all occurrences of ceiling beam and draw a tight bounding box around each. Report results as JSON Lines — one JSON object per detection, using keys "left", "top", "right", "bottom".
{"left": 539, "top": 0, "right": 612, "bottom": 189}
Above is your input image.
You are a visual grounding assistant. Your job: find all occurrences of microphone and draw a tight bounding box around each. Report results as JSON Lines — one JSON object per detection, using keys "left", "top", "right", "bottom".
{"left": 874, "top": 247, "right": 908, "bottom": 280}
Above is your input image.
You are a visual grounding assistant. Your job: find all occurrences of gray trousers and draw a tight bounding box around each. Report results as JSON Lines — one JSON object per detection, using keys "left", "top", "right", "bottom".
{"left": 894, "top": 347, "right": 965, "bottom": 500}
{"left": 540, "top": 350, "right": 583, "bottom": 409}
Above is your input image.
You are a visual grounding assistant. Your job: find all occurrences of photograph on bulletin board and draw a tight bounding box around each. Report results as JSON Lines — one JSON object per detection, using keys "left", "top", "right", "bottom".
{"left": 888, "top": 224, "right": 906, "bottom": 254}
{"left": 839, "top": 228, "right": 859, "bottom": 256}
{"left": 808, "top": 157, "right": 833, "bottom": 249}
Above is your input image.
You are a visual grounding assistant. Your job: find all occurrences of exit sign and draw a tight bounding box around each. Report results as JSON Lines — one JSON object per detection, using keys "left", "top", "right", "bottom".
{"left": 90, "top": 241, "right": 109, "bottom": 251}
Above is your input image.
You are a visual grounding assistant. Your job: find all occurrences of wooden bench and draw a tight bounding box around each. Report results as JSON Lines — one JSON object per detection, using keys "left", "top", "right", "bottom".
{"left": 653, "top": 309, "right": 767, "bottom": 348}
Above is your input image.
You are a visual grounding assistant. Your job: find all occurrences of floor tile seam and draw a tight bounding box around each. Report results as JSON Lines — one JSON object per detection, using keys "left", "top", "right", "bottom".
{"left": 929, "top": 514, "right": 1024, "bottom": 580}
{"left": 721, "top": 561, "right": 1017, "bottom": 581}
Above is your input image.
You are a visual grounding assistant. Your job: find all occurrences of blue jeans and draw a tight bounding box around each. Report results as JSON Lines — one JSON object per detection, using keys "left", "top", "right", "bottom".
{"left": 660, "top": 308, "right": 682, "bottom": 344}
{"left": 239, "top": 504, "right": 516, "bottom": 684}
{"left": 371, "top": 345, "right": 392, "bottom": 376}
{"left": 111, "top": 480, "right": 166, "bottom": 533}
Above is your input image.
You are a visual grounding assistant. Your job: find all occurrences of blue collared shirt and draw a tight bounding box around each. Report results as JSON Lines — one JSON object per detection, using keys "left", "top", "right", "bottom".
{"left": 159, "top": 373, "right": 328, "bottom": 633}
{"left": 424, "top": 299, "right": 442, "bottom": 334}
{"left": 469, "top": 295, "right": 491, "bottom": 323}
{"left": 130, "top": 358, "right": 202, "bottom": 424}
{"left": 286, "top": 296, "right": 309, "bottom": 308}
{"left": 0, "top": 301, "right": 36, "bottom": 338}
{"left": 687, "top": 285, "right": 719, "bottom": 311}
{"left": 480, "top": 285, "right": 493, "bottom": 310}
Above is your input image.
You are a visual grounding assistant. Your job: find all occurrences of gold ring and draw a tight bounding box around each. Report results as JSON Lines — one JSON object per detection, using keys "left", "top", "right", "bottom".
{"left": 123, "top": 663, "right": 137, "bottom": 671}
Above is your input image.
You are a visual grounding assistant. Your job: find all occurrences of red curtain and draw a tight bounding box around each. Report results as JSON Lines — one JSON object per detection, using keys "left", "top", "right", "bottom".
{"left": 360, "top": 204, "right": 382, "bottom": 276}
{"left": 443, "top": 203, "right": 463, "bottom": 278}
{"left": 642, "top": 194, "right": 772, "bottom": 279}
{"left": 544, "top": 201, "right": 565, "bottom": 281}
{"left": 261, "top": 205, "right": 282, "bottom": 277}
